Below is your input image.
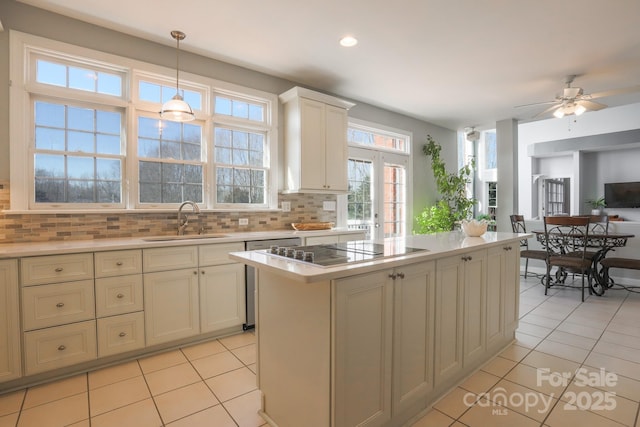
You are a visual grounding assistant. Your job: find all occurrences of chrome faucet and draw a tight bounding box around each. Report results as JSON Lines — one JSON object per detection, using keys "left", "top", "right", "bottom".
{"left": 177, "top": 201, "right": 200, "bottom": 235}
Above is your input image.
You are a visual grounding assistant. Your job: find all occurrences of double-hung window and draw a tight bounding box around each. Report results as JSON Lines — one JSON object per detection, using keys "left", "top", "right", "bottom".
{"left": 10, "top": 31, "right": 277, "bottom": 212}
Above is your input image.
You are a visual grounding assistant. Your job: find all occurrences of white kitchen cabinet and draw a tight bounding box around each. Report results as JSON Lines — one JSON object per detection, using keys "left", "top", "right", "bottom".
{"left": 0, "top": 260, "right": 21, "bottom": 383}
{"left": 433, "top": 254, "right": 465, "bottom": 386}
{"left": 144, "top": 268, "right": 200, "bottom": 346}
{"left": 94, "top": 250, "right": 142, "bottom": 278}
{"left": 392, "top": 262, "right": 435, "bottom": 423}
{"left": 97, "top": 311, "right": 145, "bottom": 357}
{"left": 334, "top": 269, "right": 393, "bottom": 427}
{"left": 497, "top": 244, "right": 520, "bottom": 338}
{"left": 280, "top": 87, "right": 354, "bottom": 193}
{"left": 22, "top": 280, "right": 95, "bottom": 331}
{"left": 200, "top": 264, "right": 245, "bottom": 333}
{"left": 199, "top": 242, "right": 246, "bottom": 334}
{"left": 333, "top": 261, "right": 434, "bottom": 427}
{"left": 21, "top": 253, "right": 93, "bottom": 286}
{"left": 95, "top": 274, "right": 144, "bottom": 318}
{"left": 461, "top": 249, "right": 487, "bottom": 368}
{"left": 24, "top": 320, "right": 97, "bottom": 376}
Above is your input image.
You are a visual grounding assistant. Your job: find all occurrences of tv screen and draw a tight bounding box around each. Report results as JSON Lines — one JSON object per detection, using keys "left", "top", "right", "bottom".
{"left": 604, "top": 182, "right": 640, "bottom": 208}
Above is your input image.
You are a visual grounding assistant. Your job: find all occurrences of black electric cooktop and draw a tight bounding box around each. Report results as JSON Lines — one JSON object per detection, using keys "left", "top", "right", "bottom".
{"left": 264, "top": 241, "right": 428, "bottom": 267}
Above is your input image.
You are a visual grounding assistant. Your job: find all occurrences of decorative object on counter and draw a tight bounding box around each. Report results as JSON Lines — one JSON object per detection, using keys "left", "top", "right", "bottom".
{"left": 159, "top": 30, "right": 195, "bottom": 122}
{"left": 460, "top": 219, "right": 488, "bottom": 237}
{"left": 586, "top": 196, "right": 606, "bottom": 215}
{"left": 291, "top": 222, "right": 334, "bottom": 231}
{"left": 415, "top": 135, "right": 476, "bottom": 234}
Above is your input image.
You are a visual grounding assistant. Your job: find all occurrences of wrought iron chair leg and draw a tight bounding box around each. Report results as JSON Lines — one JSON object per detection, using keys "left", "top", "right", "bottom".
{"left": 525, "top": 258, "right": 529, "bottom": 278}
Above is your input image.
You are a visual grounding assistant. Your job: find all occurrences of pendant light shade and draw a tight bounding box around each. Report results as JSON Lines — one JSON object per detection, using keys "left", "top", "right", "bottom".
{"left": 160, "top": 30, "right": 195, "bottom": 122}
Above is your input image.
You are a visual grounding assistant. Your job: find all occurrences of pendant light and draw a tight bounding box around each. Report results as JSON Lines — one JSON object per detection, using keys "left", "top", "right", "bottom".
{"left": 160, "top": 30, "right": 195, "bottom": 122}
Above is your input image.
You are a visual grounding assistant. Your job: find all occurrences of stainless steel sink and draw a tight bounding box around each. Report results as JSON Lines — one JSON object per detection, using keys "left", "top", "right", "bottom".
{"left": 142, "top": 234, "right": 229, "bottom": 241}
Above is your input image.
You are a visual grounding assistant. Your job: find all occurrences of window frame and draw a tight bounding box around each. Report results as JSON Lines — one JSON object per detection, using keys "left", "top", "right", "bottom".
{"left": 9, "top": 30, "right": 278, "bottom": 212}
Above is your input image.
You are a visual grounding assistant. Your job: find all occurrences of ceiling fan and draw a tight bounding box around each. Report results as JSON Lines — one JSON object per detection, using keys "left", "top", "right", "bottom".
{"left": 516, "top": 75, "right": 640, "bottom": 118}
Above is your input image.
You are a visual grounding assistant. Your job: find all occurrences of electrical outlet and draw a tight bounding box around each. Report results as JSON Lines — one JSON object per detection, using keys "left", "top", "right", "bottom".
{"left": 239, "top": 218, "right": 249, "bottom": 226}
{"left": 323, "top": 201, "right": 336, "bottom": 211}
{"left": 281, "top": 201, "right": 291, "bottom": 212}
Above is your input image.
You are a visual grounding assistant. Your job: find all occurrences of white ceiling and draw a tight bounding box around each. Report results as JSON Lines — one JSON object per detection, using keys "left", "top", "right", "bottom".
{"left": 17, "top": 0, "right": 640, "bottom": 130}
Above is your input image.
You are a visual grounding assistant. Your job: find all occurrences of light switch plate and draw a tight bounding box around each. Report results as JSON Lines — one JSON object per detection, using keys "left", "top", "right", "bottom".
{"left": 281, "top": 201, "right": 291, "bottom": 212}
{"left": 323, "top": 201, "right": 336, "bottom": 211}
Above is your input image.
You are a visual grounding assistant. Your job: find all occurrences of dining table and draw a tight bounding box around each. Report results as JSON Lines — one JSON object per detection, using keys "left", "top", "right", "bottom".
{"left": 533, "top": 230, "right": 635, "bottom": 296}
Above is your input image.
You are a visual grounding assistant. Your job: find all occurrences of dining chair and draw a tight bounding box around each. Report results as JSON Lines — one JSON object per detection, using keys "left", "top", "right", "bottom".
{"left": 509, "top": 214, "right": 546, "bottom": 278}
{"left": 543, "top": 216, "right": 592, "bottom": 301}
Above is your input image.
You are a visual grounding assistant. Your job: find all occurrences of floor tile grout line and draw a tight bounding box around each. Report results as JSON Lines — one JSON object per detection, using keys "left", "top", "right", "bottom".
{"left": 135, "top": 358, "right": 166, "bottom": 427}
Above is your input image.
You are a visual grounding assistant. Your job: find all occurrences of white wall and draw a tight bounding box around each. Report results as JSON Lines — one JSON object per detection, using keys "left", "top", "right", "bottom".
{"left": 518, "top": 103, "right": 640, "bottom": 221}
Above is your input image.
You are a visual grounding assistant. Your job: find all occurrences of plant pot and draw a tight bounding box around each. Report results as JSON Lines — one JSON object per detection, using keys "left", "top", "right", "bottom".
{"left": 591, "top": 208, "right": 603, "bottom": 215}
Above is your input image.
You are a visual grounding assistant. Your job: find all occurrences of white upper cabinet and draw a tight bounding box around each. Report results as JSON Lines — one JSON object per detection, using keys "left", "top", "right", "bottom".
{"left": 280, "top": 87, "right": 355, "bottom": 193}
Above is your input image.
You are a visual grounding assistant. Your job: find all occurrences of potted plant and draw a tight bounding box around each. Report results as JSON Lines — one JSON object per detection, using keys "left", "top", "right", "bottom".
{"left": 586, "top": 196, "right": 606, "bottom": 215}
{"left": 415, "top": 135, "right": 476, "bottom": 234}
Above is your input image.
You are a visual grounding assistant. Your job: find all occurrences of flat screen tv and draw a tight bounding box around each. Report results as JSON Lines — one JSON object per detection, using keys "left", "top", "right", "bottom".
{"left": 604, "top": 182, "right": 640, "bottom": 208}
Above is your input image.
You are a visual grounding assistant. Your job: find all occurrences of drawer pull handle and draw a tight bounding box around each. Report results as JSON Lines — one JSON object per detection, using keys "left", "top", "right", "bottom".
{"left": 56, "top": 302, "right": 65, "bottom": 308}
{"left": 116, "top": 293, "right": 124, "bottom": 299}
{"left": 58, "top": 345, "right": 66, "bottom": 351}
{"left": 54, "top": 267, "right": 63, "bottom": 272}
{"left": 116, "top": 261, "right": 123, "bottom": 266}
{"left": 119, "top": 332, "right": 127, "bottom": 337}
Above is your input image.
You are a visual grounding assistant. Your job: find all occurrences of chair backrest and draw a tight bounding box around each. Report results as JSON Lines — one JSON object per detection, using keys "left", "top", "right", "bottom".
{"left": 510, "top": 214, "right": 529, "bottom": 249}
{"left": 586, "top": 215, "right": 609, "bottom": 234}
{"left": 543, "top": 216, "right": 591, "bottom": 259}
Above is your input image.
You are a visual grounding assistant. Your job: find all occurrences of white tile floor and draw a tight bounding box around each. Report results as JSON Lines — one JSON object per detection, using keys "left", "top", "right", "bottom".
{"left": 1, "top": 274, "right": 639, "bottom": 426}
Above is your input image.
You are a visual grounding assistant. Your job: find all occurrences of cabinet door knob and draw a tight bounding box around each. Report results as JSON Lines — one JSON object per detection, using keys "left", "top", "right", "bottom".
{"left": 201, "top": 270, "right": 205, "bottom": 275}
{"left": 468, "top": 256, "right": 473, "bottom": 261}
{"left": 118, "top": 332, "right": 127, "bottom": 337}
{"left": 193, "top": 271, "right": 198, "bottom": 275}
{"left": 397, "top": 272, "right": 405, "bottom": 279}
{"left": 56, "top": 302, "right": 65, "bottom": 308}
{"left": 58, "top": 345, "right": 66, "bottom": 351}
{"left": 54, "top": 267, "right": 63, "bottom": 272}
{"left": 116, "top": 261, "right": 123, "bottom": 266}
{"left": 116, "top": 293, "right": 124, "bottom": 299}
{"left": 388, "top": 273, "right": 397, "bottom": 280}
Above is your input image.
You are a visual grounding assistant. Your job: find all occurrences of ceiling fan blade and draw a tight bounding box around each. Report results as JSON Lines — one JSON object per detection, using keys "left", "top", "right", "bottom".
{"left": 534, "top": 104, "right": 561, "bottom": 118}
{"left": 588, "top": 85, "right": 640, "bottom": 99}
{"left": 577, "top": 99, "right": 607, "bottom": 111}
{"left": 514, "top": 99, "right": 559, "bottom": 109}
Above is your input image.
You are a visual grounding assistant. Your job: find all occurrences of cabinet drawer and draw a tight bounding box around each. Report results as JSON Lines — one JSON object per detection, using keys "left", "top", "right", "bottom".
{"left": 305, "top": 235, "right": 338, "bottom": 245}
{"left": 24, "top": 320, "right": 97, "bottom": 375}
{"left": 95, "top": 250, "right": 142, "bottom": 278}
{"left": 95, "top": 275, "right": 143, "bottom": 318}
{"left": 199, "top": 242, "right": 244, "bottom": 266}
{"left": 97, "top": 312, "right": 145, "bottom": 357}
{"left": 143, "top": 246, "right": 198, "bottom": 272}
{"left": 21, "top": 253, "right": 94, "bottom": 286}
{"left": 22, "top": 280, "right": 95, "bottom": 331}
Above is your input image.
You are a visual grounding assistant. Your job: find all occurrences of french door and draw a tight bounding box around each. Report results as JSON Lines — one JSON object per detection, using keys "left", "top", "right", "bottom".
{"left": 346, "top": 147, "right": 408, "bottom": 240}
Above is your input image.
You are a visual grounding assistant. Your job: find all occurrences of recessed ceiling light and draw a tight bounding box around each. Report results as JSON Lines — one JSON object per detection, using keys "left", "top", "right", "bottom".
{"left": 339, "top": 36, "right": 358, "bottom": 47}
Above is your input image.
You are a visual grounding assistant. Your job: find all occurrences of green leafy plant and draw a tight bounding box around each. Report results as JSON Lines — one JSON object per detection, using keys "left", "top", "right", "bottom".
{"left": 476, "top": 213, "right": 492, "bottom": 221}
{"left": 586, "top": 196, "right": 606, "bottom": 209}
{"left": 415, "top": 135, "right": 476, "bottom": 234}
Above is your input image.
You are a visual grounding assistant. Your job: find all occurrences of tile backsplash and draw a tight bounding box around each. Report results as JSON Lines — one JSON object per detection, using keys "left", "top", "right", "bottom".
{"left": 0, "top": 183, "right": 338, "bottom": 243}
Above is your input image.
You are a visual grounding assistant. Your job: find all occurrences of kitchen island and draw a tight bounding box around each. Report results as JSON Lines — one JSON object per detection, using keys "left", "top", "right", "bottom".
{"left": 229, "top": 231, "right": 528, "bottom": 427}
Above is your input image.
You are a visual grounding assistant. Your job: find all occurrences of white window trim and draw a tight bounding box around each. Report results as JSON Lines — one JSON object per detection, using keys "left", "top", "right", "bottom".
{"left": 9, "top": 30, "right": 278, "bottom": 212}
{"left": 347, "top": 117, "right": 412, "bottom": 155}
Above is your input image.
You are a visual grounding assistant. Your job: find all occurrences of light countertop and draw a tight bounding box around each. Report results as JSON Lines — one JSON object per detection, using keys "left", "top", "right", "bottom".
{"left": 230, "top": 231, "right": 530, "bottom": 283}
{"left": 0, "top": 228, "right": 362, "bottom": 259}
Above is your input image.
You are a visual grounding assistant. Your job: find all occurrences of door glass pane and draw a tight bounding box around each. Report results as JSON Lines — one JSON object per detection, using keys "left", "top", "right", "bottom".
{"left": 347, "top": 158, "right": 374, "bottom": 239}
{"left": 383, "top": 164, "right": 406, "bottom": 238}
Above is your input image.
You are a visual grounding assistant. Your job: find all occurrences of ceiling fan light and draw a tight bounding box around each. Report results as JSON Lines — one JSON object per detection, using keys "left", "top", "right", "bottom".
{"left": 575, "top": 104, "right": 587, "bottom": 116}
{"left": 553, "top": 108, "right": 565, "bottom": 118}
{"left": 160, "top": 94, "right": 195, "bottom": 122}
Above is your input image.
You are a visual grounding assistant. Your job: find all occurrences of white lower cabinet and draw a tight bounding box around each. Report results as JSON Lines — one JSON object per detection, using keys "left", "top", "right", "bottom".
{"left": 462, "top": 250, "right": 487, "bottom": 367}
{"left": 392, "top": 262, "right": 436, "bottom": 424}
{"left": 97, "top": 312, "right": 145, "bottom": 357}
{"left": 0, "top": 260, "right": 21, "bottom": 383}
{"left": 144, "top": 269, "right": 200, "bottom": 346}
{"left": 491, "top": 244, "right": 520, "bottom": 338}
{"left": 24, "top": 320, "right": 97, "bottom": 375}
{"left": 200, "top": 264, "right": 246, "bottom": 333}
{"left": 333, "top": 261, "right": 435, "bottom": 427}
